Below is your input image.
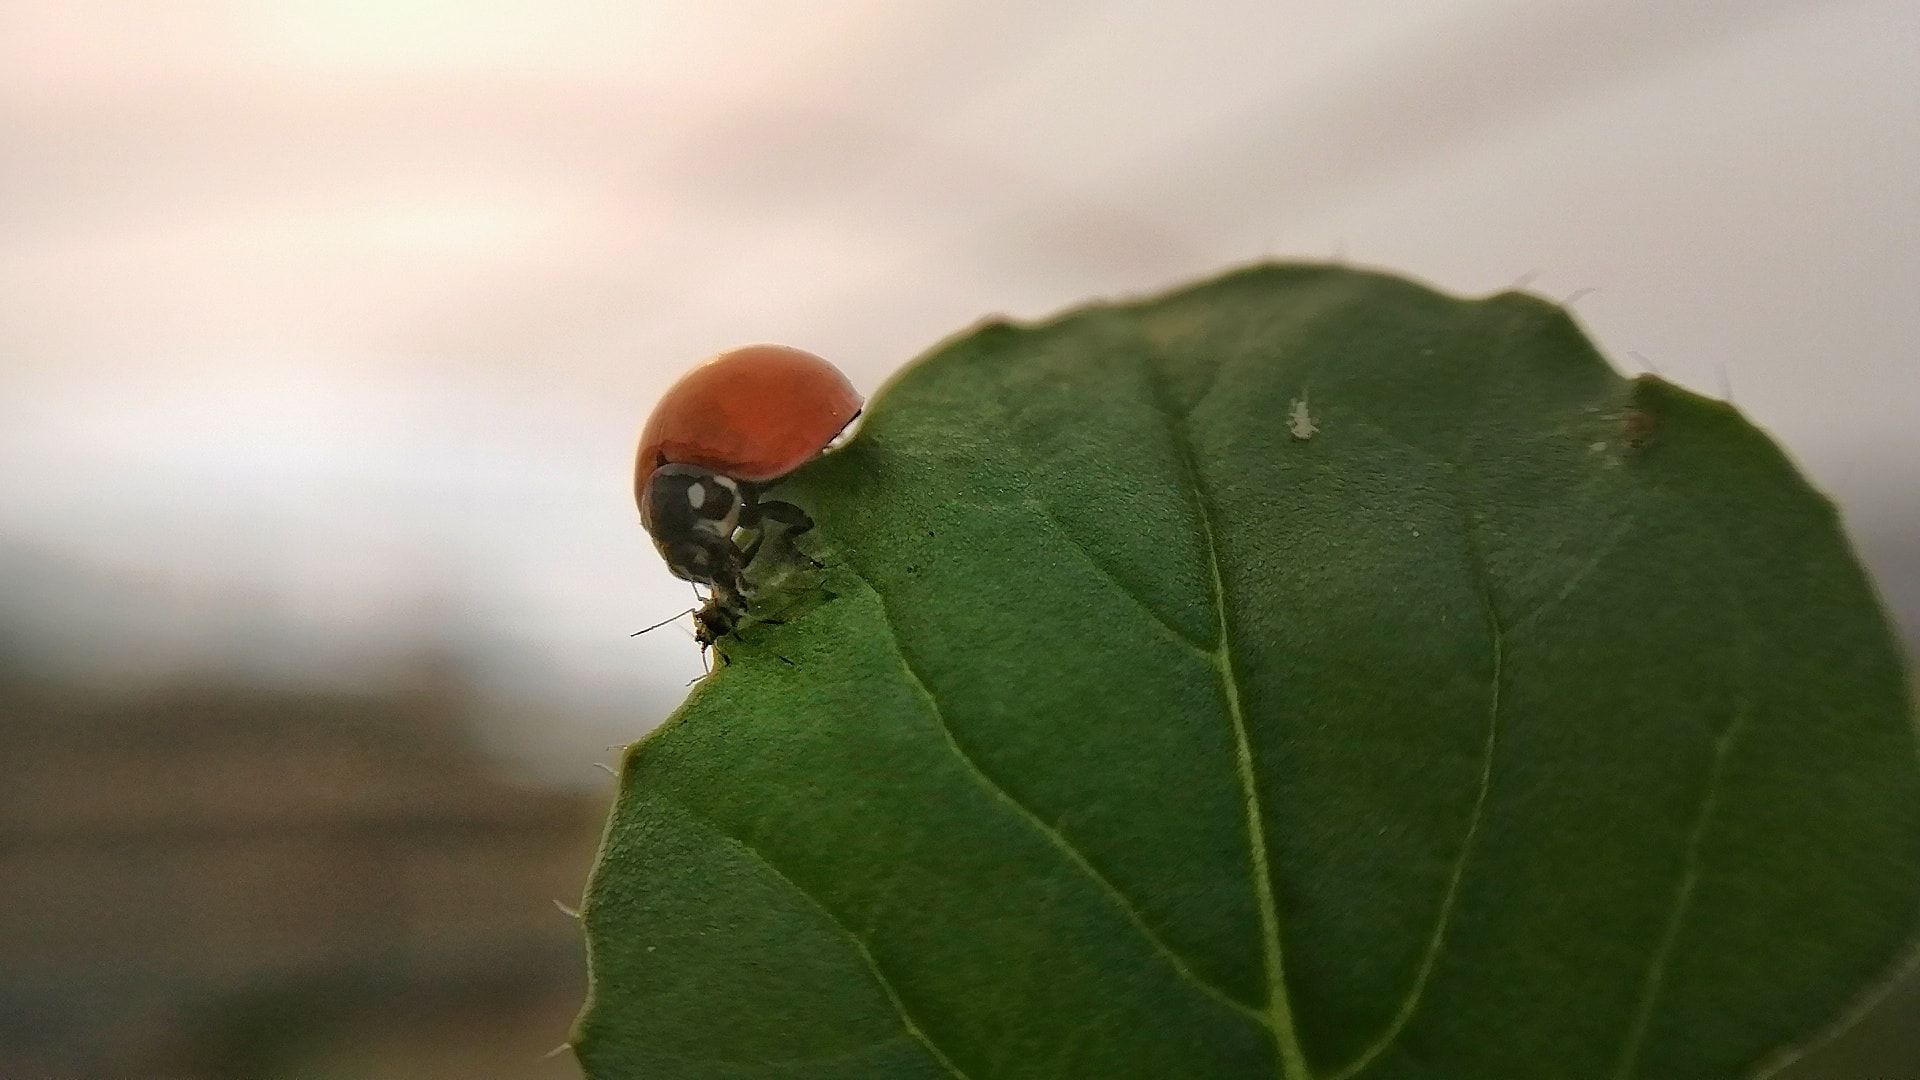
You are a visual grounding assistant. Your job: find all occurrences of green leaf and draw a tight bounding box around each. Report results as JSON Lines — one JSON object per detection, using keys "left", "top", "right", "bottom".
{"left": 573, "top": 265, "right": 1920, "bottom": 1079}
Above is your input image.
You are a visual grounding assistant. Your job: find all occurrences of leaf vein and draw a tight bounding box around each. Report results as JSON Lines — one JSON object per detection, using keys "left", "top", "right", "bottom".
{"left": 1332, "top": 492, "right": 1506, "bottom": 1079}
{"left": 689, "top": 801, "right": 974, "bottom": 1080}
{"left": 1747, "top": 941, "right": 1920, "bottom": 1078}
{"left": 848, "top": 564, "right": 1265, "bottom": 1024}
{"left": 1021, "top": 495, "right": 1214, "bottom": 655}
{"left": 982, "top": 365, "right": 1212, "bottom": 655}
{"left": 1511, "top": 512, "right": 1639, "bottom": 636}
{"left": 1146, "top": 363, "right": 1314, "bottom": 1080}
{"left": 1612, "top": 571, "right": 1756, "bottom": 1079}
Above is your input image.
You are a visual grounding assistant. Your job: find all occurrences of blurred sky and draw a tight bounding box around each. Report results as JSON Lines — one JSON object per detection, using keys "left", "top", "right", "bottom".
{"left": 2, "top": 0, "right": 1916, "bottom": 780}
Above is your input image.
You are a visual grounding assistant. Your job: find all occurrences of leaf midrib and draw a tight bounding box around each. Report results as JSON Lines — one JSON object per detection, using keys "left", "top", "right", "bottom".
{"left": 1152, "top": 374, "right": 1313, "bottom": 1080}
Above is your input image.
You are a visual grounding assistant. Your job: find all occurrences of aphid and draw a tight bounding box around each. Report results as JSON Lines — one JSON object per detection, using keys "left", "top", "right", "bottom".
{"left": 634, "top": 344, "right": 861, "bottom": 648}
{"left": 1622, "top": 408, "right": 1657, "bottom": 449}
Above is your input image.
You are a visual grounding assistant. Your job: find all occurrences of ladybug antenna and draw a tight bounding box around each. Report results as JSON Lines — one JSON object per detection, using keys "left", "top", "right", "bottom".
{"left": 630, "top": 607, "right": 697, "bottom": 637}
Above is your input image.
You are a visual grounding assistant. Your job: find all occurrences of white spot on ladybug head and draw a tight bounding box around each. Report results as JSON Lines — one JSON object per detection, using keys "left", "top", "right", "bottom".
{"left": 1288, "top": 396, "right": 1318, "bottom": 441}
{"left": 686, "top": 482, "right": 706, "bottom": 509}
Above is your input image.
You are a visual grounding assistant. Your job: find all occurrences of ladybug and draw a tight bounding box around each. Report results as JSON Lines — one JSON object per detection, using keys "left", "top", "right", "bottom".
{"left": 635, "top": 344, "right": 861, "bottom": 643}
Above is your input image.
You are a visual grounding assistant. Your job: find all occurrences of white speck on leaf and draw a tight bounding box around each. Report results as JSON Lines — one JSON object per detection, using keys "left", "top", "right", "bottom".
{"left": 1589, "top": 441, "right": 1608, "bottom": 453}
{"left": 1289, "top": 397, "right": 1318, "bottom": 441}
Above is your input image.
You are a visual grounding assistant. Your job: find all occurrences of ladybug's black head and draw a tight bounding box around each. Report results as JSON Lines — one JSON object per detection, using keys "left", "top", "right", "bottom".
{"left": 642, "top": 464, "right": 746, "bottom": 588}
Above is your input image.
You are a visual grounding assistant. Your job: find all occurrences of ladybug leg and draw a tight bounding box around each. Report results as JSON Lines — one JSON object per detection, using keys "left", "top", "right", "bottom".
{"left": 734, "top": 493, "right": 821, "bottom": 570}
{"left": 750, "top": 499, "right": 824, "bottom": 568}
{"left": 736, "top": 529, "right": 770, "bottom": 567}
{"left": 730, "top": 490, "right": 770, "bottom": 566}
{"left": 752, "top": 499, "right": 815, "bottom": 536}
{"left": 665, "top": 535, "right": 746, "bottom": 597}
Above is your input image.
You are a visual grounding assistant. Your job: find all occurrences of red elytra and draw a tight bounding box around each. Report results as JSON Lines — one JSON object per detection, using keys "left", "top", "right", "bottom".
{"left": 633, "top": 346, "right": 859, "bottom": 616}
{"left": 635, "top": 343, "right": 861, "bottom": 495}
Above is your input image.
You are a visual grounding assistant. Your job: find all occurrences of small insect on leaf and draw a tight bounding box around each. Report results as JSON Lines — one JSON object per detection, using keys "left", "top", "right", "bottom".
{"left": 1288, "top": 395, "right": 1319, "bottom": 440}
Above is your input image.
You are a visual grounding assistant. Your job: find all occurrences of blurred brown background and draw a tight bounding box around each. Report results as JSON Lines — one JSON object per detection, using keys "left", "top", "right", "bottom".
{"left": 0, "top": 657, "right": 596, "bottom": 1078}
{"left": 2, "top": 2, "right": 1916, "bottom": 1077}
